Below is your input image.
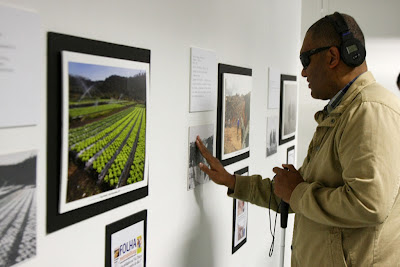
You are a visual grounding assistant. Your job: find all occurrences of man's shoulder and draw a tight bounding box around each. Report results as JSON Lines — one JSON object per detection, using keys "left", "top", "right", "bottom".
{"left": 360, "top": 82, "right": 400, "bottom": 113}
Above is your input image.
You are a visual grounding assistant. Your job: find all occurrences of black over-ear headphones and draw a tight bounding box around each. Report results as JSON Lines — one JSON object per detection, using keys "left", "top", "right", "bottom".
{"left": 328, "top": 12, "right": 366, "bottom": 67}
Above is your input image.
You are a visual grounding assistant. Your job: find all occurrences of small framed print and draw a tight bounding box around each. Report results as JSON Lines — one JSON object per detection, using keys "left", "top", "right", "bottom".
{"left": 279, "top": 75, "right": 297, "bottom": 145}
{"left": 217, "top": 64, "right": 252, "bottom": 166}
{"left": 105, "top": 210, "right": 147, "bottom": 267}
{"left": 47, "top": 32, "right": 150, "bottom": 233}
{"left": 287, "top": 145, "right": 295, "bottom": 166}
{"left": 266, "top": 115, "right": 278, "bottom": 157}
{"left": 232, "top": 167, "right": 249, "bottom": 254}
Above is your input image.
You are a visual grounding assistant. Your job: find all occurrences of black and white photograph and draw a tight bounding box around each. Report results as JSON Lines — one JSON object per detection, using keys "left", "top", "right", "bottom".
{"left": 47, "top": 32, "right": 150, "bottom": 233}
{"left": 188, "top": 124, "right": 214, "bottom": 190}
{"left": 217, "top": 64, "right": 252, "bottom": 166}
{"left": 0, "top": 151, "right": 36, "bottom": 267}
{"left": 232, "top": 167, "right": 249, "bottom": 254}
{"left": 266, "top": 116, "right": 278, "bottom": 157}
{"left": 279, "top": 75, "right": 297, "bottom": 145}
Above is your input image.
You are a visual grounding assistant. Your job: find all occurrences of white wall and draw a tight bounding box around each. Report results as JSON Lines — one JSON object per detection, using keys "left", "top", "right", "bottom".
{"left": 0, "top": 1, "right": 301, "bottom": 266}
{"left": 366, "top": 38, "right": 400, "bottom": 97}
{"left": 298, "top": 0, "right": 400, "bottom": 168}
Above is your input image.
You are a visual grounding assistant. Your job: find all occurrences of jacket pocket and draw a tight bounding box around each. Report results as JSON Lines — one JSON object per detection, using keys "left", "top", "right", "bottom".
{"left": 329, "top": 228, "right": 350, "bottom": 267}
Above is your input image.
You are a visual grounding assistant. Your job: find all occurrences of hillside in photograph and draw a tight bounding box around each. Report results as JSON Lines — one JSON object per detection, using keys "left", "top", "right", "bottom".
{"left": 69, "top": 73, "right": 146, "bottom": 103}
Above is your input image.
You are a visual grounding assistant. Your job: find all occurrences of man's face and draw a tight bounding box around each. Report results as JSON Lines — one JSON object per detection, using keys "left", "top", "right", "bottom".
{"left": 300, "top": 33, "right": 332, "bottom": 100}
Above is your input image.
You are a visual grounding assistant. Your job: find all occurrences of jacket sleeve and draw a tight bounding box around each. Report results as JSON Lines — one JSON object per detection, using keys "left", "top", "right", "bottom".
{"left": 228, "top": 174, "right": 285, "bottom": 213}
{"left": 290, "top": 101, "right": 400, "bottom": 227}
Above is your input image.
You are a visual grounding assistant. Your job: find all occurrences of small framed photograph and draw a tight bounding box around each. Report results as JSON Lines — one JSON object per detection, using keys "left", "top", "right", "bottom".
{"left": 232, "top": 167, "right": 249, "bottom": 254}
{"left": 47, "top": 32, "right": 150, "bottom": 233}
{"left": 266, "top": 115, "right": 278, "bottom": 157}
{"left": 105, "top": 210, "right": 147, "bottom": 267}
{"left": 217, "top": 64, "right": 252, "bottom": 166}
{"left": 287, "top": 145, "right": 295, "bottom": 165}
{"left": 279, "top": 74, "right": 297, "bottom": 145}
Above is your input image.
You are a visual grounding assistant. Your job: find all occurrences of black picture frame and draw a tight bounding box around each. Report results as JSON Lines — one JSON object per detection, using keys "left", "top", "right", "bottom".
{"left": 47, "top": 32, "right": 150, "bottom": 233}
{"left": 217, "top": 64, "right": 252, "bottom": 166}
{"left": 105, "top": 210, "right": 147, "bottom": 267}
{"left": 287, "top": 145, "right": 295, "bottom": 165}
{"left": 279, "top": 74, "right": 297, "bottom": 145}
{"left": 232, "top": 166, "right": 249, "bottom": 254}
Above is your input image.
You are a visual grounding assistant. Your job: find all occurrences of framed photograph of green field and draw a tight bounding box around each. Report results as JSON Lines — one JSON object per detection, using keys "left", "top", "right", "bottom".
{"left": 217, "top": 64, "right": 252, "bottom": 166}
{"left": 47, "top": 32, "right": 150, "bottom": 233}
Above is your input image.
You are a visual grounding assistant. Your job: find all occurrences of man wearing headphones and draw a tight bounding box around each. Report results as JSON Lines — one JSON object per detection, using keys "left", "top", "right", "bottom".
{"left": 196, "top": 12, "right": 400, "bottom": 266}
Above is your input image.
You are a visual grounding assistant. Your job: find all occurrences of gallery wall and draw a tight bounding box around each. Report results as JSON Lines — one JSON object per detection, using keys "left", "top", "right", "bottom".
{"left": 0, "top": 0, "right": 301, "bottom": 267}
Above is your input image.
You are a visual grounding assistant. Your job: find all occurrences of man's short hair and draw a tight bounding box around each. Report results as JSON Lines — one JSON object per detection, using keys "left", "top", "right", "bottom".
{"left": 307, "top": 13, "right": 365, "bottom": 48}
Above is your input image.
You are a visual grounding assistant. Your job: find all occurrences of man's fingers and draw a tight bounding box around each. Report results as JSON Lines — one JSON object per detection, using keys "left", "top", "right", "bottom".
{"left": 272, "top": 167, "right": 286, "bottom": 175}
{"left": 199, "top": 162, "right": 212, "bottom": 176}
{"left": 282, "top": 164, "right": 296, "bottom": 172}
{"left": 274, "top": 164, "right": 297, "bottom": 174}
{"left": 196, "top": 136, "right": 225, "bottom": 178}
{"left": 196, "top": 136, "right": 213, "bottom": 161}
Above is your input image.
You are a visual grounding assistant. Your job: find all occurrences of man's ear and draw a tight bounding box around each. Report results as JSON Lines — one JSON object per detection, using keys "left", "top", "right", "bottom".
{"left": 328, "top": 46, "right": 340, "bottom": 69}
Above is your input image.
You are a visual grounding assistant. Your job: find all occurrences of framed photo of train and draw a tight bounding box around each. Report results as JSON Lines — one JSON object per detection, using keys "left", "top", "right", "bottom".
{"left": 47, "top": 32, "right": 150, "bottom": 233}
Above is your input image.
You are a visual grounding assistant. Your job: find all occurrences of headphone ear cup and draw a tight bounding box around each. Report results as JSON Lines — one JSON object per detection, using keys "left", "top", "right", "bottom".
{"left": 340, "top": 38, "right": 366, "bottom": 67}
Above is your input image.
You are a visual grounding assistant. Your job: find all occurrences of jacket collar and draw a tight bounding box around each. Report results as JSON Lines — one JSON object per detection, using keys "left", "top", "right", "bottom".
{"left": 314, "top": 71, "right": 376, "bottom": 125}
{"left": 324, "top": 74, "right": 360, "bottom": 115}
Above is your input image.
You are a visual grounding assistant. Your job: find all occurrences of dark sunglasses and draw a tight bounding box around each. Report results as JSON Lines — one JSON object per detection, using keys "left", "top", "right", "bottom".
{"left": 300, "top": 46, "right": 331, "bottom": 69}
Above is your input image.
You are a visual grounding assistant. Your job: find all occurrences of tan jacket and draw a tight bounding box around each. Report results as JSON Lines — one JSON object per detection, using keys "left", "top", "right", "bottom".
{"left": 229, "top": 72, "right": 400, "bottom": 266}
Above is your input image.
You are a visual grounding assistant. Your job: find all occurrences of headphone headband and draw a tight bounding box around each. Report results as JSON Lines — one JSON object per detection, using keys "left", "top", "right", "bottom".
{"left": 332, "top": 12, "right": 350, "bottom": 35}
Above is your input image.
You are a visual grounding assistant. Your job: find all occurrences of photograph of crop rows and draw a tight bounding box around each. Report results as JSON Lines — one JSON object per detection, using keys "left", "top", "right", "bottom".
{"left": 66, "top": 60, "right": 147, "bottom": 203}
{"left": 0, "top": 152, "right": 36, "bottom": 267}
